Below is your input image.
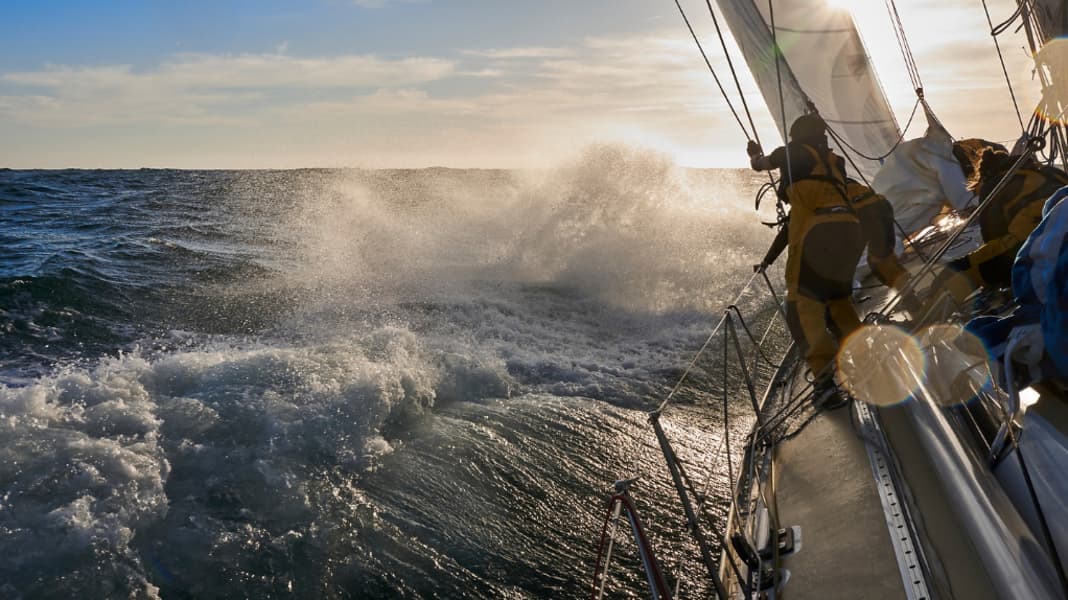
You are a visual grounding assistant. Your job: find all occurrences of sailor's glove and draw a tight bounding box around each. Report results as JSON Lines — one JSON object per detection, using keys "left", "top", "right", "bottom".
{"left": 746, "top": 140, "right": 763, "bottom": 158}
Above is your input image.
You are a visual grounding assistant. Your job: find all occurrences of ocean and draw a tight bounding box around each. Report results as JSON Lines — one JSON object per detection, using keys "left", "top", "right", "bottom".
{"left": 0, "top": 145, "right": 788, "bottom": 598}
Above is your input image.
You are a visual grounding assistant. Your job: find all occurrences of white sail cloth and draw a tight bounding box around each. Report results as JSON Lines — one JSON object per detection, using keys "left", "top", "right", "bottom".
{"left": 714, "top": 0, "right": 902, "bottom": 180}
{"left": 712, "top": 1, "right": 977, "bottom": 236}
{"left": 871, "top": 124, "right": 975, "bottom": 235}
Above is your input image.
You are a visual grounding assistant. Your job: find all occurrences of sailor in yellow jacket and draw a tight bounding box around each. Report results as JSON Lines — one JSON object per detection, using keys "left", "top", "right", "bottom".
{"left": 748, "top": 115, "right": 864, "bottom": 404}
{"left": 844, "top": 178, "right": 910, "bottom": 291}
{"left": 937, "top": 147, "right": 1068, "bottom": 304}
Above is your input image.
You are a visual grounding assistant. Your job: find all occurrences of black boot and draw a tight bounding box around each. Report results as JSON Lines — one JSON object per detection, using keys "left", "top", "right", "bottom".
{"left": 813, "top": 376, "right": 850, "bottom": 411}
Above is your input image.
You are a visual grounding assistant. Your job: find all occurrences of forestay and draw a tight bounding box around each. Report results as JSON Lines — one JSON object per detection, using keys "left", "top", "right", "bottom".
{"left": 713, "top": 0, "right": 901, "bottom": 180}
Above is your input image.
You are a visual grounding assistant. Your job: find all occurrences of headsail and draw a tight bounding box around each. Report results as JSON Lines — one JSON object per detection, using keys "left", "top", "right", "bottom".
{"left": 713, "top": 0, "right": 902, "bottom": 179}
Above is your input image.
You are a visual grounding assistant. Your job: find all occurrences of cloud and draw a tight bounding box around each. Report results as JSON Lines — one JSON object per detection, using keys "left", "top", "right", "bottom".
{"left": 0, "top": 52, "right": 456, "bottom": 127}
{"left": 0, "top": 10, "right": 1044, "bottom": 168}
{"left": 461, "top": 47, "right": 576, "bottom": 59}
{"left": 4, "top": 54, "right": 454, "bottom": 91}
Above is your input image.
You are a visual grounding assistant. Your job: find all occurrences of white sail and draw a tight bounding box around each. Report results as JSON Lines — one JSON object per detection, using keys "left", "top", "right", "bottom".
{"left": 713, "top": 0, "right": 902, "bottom": 179}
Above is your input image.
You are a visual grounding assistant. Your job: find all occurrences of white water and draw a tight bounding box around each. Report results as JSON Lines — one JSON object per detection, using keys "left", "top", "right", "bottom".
{"left": 0, "top": 144, "right": 779, "bottom": 597}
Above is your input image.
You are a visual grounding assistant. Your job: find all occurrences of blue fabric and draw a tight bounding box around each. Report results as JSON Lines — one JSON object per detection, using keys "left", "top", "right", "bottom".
{"left": 966, "top": 306, "right": 1041, "bottom": 353}
{"left": 1013, "top": 186, "right": 1068, "bottom": 305}
{"left": 965, "top": 186, "right": 1068, "bottom": 383}
{"left": 1007, "top": 186, "right": 1068, "bottom": 377}
{"left": 1046, "top": 232, "right": 1068, "bottom": 375}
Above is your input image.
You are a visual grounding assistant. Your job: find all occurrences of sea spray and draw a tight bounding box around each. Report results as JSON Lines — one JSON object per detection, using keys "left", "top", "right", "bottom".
{"left": 271, "top": 144, "right": 771, "bottom": 316}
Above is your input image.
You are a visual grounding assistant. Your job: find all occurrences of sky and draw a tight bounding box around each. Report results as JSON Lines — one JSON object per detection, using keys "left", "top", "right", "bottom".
{"left": 0, "top": 0, "right": 1046, "bottom": 169}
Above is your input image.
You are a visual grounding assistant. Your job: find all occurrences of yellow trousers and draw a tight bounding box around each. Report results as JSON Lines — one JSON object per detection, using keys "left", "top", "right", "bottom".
{"left": 786, "top": 296, "right": 862, "bottom": 376}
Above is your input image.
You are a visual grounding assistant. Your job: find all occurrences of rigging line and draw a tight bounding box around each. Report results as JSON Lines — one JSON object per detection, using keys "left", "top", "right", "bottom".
{"left": 823, "top": 123, "right": 932, "bottom": 265}
{"left": 694, "top": 429, "right": 731, "bottom": 513}
{"left": 621, "top": 268, "right": 769, "bottom": 479}
{"left": 723, "top": 320, "right": 734, "bottom": 487}
{"left": 757, "top": 351, "right": 859, "bottom": 442}
{"left": 982, "top": 0, "right": 1027, "bottom": 134}
{"left": 703, "top": 0, "right": 761, "bottom": 145}
{"left": 990, "top": 2, "right": 1025, "bottom": 36}
{"left": 672, "top": 0, "right": 753, "bottom": 140}
{"left": 702, "top": 0, "right": 783, "bottom": 196}
{"left": 726, "top": 305, "right": 782, "bottom": 369}
{"left": 620, "top": 272, "right": 764, "bottom": 479}
{"left": 824, "top": 95, "right": 922, "bottom": 162}
{"left": 654, "top": 270, "right": 762, "bottom": 414}
{"left": 768, "top": 0, "right": 796, "bottom": 189}
{"left": 757, "top": 384, "right": 812, "bottom": 441}
{"left": 884, "top": 0, "right": 923, "bottom": 92}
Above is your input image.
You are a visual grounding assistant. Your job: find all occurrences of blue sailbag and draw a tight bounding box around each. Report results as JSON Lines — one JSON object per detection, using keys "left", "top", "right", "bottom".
{"left": 968, "top": 186, "right": 1068, "bottom": 385}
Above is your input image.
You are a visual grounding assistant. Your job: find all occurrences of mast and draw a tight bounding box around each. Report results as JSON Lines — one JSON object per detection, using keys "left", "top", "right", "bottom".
{"left": 1016, "top": 0, "right": 1068, "bottom": 168}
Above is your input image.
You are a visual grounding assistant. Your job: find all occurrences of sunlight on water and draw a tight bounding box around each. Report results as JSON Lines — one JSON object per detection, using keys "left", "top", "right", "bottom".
{"left": 837, "top": 324, "right": 923, "bottom": 407}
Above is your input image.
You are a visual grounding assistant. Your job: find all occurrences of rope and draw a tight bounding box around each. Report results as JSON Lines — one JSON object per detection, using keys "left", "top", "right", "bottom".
{"left": 824, "top": 96, "right": 922, "bottom": 163}
{"left": 727, "top": 305, "right": 782, "bottom": 369}
{"left": 757, "top": 379, "right": 813, "bottom": 442}
{"left": 703, "top": 0, "right": 762, "bottom": 145}
{"left": 655, "top": 270, "right": 762, "bottom": 415}
{"left": 723, "top": 319, "right": 734, "bottom": 487}
{"left": 884, "top": 0, "right": 923, "bottom": 94}
{"left": 672, "top": 0, "right": 754, "bottom": 140}
{"left": 990, "top": 2, "right": 1025, "bottom": 36}
{"left": 676, "top": 0, "right": 784, "bottom": 225}
{"left": 768, "top": 0, "right": 795, "bottom": 190}
{"left": 982, "top": 0, "right": 1027, "bottom": 134}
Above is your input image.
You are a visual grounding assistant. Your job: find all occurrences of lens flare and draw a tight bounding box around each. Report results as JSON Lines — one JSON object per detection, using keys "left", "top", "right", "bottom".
{"left": 916, "top": 324, "right": 991, "bottom": 406}
{"left": 1034, "top": 38, "right": 1068, "bottom": 125}
{"left": 837, "top": 324, "right": 924, "bottom": 407}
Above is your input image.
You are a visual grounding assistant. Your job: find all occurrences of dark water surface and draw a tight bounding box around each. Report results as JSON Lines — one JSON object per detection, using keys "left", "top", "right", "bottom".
{"left": 0, "top": 150, "right": 786, "bottom": 598}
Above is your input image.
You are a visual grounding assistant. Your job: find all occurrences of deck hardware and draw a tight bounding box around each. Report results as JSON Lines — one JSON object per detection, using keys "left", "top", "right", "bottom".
{"left": 729, "top": 533, "right": 777, "bottom": 590}
{"left": 758, "top": 526, "right": 799, "bottom": 561}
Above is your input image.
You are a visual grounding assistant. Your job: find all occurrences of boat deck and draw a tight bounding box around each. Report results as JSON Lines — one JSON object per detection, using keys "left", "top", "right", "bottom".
{"left": 773, "top": 406, "right": 905, "bottom": 599}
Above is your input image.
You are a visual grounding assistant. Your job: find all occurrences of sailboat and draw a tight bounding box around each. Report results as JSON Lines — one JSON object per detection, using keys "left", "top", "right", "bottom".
{"left": 590, "top": 1, "right": 1068, "bottom": 598}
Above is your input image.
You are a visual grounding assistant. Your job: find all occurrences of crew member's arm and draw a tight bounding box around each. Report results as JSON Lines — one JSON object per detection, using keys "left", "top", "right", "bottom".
{"left": 754, "top": 221, "right": 789, "bottom": 272}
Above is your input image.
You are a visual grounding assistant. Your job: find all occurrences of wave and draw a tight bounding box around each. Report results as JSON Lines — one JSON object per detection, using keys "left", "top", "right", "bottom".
{"left": 272, "top": 144, "right": 772, "bottom": 316}
{"left": 0, "top": 147, "right": 782, "bottom": 596}
{"left": 0, "top": 323, "right": 518, "bottom": 597}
